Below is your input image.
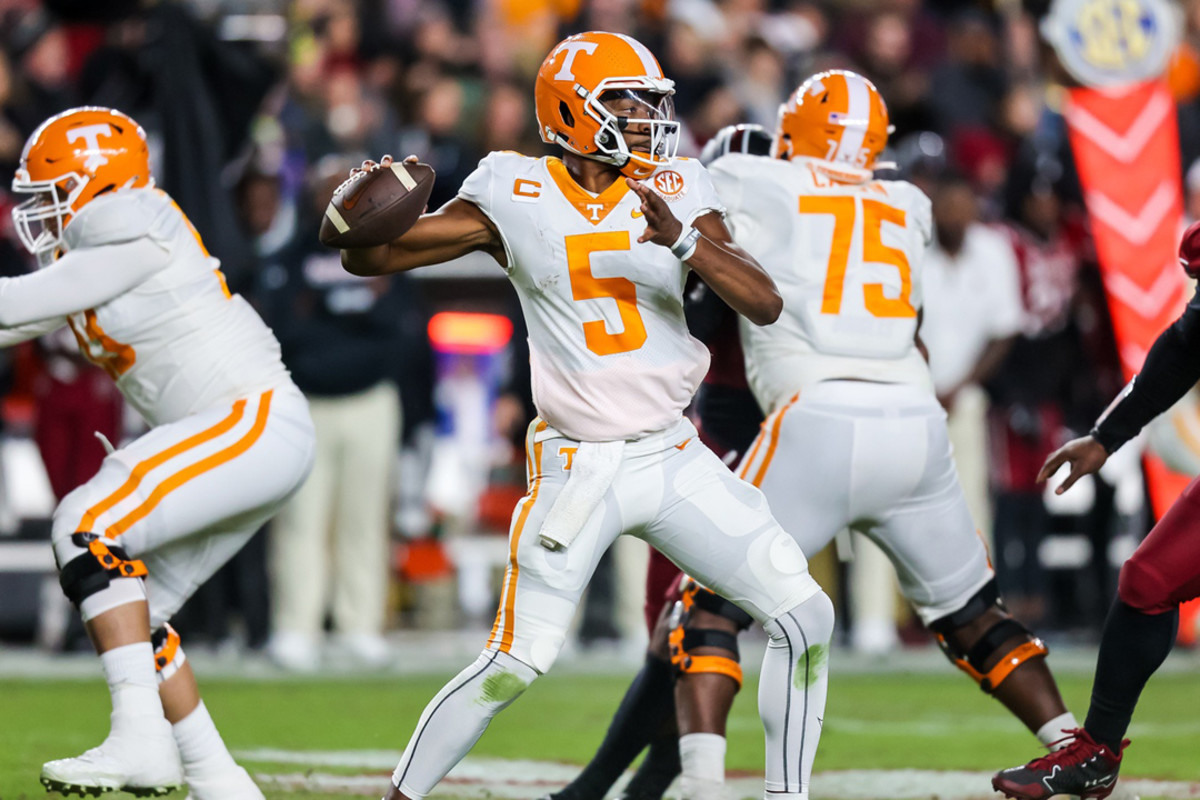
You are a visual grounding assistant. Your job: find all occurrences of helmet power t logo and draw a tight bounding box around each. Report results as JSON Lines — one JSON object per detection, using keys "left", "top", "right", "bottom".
{"left": 553, "top": 40, "right": 600, "bottom": 81}
{"left": 65, "top": 124, "right": 114, "bottom": 170}
{"left": 11, "top": 107, "right": 152, "bottom": 258}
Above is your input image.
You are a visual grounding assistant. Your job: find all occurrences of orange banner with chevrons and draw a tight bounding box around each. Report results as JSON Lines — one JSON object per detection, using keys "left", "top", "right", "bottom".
{"left": 1065, "top": 79, "right": 1190, "bottom": 518}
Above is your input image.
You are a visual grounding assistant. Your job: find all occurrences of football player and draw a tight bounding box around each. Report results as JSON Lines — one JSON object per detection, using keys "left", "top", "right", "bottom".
{"left": 991, "top": 221, "right": 1200, "bottom": 799}
{"left": 339, "top": 33, "right": 835, "bottom": 800}
{"left": 2, "top": 107, "right": 315, "bottom": 799}
{"left": 545, "top": 123, "right": 774, "bottom": 800}
{"left": 692, "top": 68, "right": 1081, "bottom": 795}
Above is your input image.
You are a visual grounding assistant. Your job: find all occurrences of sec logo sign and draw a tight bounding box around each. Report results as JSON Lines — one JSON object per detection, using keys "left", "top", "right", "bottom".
{"left": 651, "top": 170, "right": 686, "bottom": 200}
{"left": 1042, "top": 0, "right": 1181, "bottom": 88}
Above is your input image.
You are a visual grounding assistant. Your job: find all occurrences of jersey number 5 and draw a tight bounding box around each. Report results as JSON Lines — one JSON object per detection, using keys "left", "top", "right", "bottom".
{"left": 565, "top": 231, "right": 647, "bottom": 356}
{"left": 799, "top": 196, "right": 915, "bottom": 318}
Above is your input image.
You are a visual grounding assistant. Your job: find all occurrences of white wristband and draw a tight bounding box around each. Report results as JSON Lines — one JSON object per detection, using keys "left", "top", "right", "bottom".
{"left": 670, "top": 226, "right": 701, "bottom": 261}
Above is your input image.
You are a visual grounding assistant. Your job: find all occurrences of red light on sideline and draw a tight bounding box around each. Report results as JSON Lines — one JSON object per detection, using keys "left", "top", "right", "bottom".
{"left": 428, "top": 312, "right": 514, "bottom": 354}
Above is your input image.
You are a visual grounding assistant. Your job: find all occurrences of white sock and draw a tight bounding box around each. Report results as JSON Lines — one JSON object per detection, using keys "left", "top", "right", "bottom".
{"left": 101, "top": 642, "right": 163, "bottom": 721}
{"left": 1036, "top": 711, "right": 1080, "bottom": 750}
{"left": 173, "top": 701, "right": 239, "bottom": 776}
{"left": 680, "top": 732, "right": 726, "bottom": 782}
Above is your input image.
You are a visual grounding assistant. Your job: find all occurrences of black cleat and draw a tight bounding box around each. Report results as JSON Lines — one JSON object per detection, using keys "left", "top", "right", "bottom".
{"left": 992, "top": 728, "right": 1128, "bottom": 800}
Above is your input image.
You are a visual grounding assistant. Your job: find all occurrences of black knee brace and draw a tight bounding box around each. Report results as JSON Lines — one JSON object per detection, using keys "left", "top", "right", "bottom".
{"left": 58, "top": 532, "right": 148, "bottom": 607}
{"left": 929, "top": 580, "right": 1048, "bottom": 694}
{"left": 668, "top": 578, "right": 754, "bottom": 688}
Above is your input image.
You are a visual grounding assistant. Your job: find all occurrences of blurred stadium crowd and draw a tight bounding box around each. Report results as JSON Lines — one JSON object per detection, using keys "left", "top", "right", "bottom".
{"left": 3, "top": 0, "right": 1200, "bottom": 666}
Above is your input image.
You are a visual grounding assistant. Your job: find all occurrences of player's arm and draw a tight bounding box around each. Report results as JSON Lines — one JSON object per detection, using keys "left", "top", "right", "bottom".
{"left": 0, "top": 317, "right": 64, "bottom": 348}
{"left": 1040, "top": 297, "right": 1200, "bottom": 493}
{"left": 340, "top": 158, "right": 505, "bottom": 277}
{"left": 0, "top": 239, "right": 166, "bottom": 328}
{"left": 627, "top": 178, "right": 781, "bottom": 326}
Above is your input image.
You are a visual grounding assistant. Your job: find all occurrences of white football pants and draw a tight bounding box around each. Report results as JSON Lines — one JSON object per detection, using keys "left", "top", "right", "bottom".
{"left": 51, "top": 383, "right": 315, "bottom": 628}
{"left": 737, "top": 380, "right": 994, "bottom": 624}
{"left": 391, "top": 416, "right": 834, "bottom": 799}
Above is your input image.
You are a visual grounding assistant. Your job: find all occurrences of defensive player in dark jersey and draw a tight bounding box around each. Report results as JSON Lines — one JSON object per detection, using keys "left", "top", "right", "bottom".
{"left": 993, "top": 222, "right": 1200, "bottom": 799}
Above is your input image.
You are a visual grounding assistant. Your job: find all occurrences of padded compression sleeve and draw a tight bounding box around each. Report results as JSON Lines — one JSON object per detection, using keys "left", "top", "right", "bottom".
{"left": 1092, "top": 294, "right": 1200, "bottom": 453}
{"left": 0, "top": 237, "right": 168, "bottom": 327}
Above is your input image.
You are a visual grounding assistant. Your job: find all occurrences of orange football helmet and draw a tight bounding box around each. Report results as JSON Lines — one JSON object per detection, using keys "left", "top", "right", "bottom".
{"left": 535, "top": 31, "right": 678, "bottom": 180}
{"left": 773, "top": 70, "right": 893, "bottom": 183}
{"left": 12, "top": 106, "right": 153, "bottom": 257}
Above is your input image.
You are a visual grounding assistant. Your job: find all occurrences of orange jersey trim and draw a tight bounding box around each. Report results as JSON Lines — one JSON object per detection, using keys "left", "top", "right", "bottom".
{"left": 103, "top": 391, "right": 274, "bottom": 538}
{"left": 490, "top": 419, "right": 548, "bottom": 653}
{"left": 214, "top": 269, "right": 232, "bottom": 299}
{"left": 68, "top": 310, "right": 137, "bottom": 380}
{"left": 545, "top": 158, "right": 630, "bottom": 226}
{"left": 156, "top": 189, "right": 211, "bottom": 257}
{"left": 744, "top": 393, "right": 800, "bottom": 488}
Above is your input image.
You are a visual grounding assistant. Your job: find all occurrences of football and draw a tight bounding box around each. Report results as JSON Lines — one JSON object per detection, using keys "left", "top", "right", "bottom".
{"left": 318, "top": 160, "right": 436, "bottom": 249}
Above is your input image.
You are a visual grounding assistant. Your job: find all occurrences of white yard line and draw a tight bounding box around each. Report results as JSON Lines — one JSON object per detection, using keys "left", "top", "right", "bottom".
{"left": 242, "top": 750, "right": 1200, "bottom": 799}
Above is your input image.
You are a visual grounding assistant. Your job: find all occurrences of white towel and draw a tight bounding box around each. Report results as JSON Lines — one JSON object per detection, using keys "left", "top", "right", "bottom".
{"left": 538, "top": 439, "right": 625, "bottom": 552}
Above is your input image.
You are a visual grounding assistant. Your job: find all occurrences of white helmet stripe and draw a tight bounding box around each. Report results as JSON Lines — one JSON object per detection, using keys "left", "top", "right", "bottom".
{"left": 838, "top": 74, "right": 870, "bottom": 165}
{"left": 614, "top": 33, "right": 663, "bottom": 78}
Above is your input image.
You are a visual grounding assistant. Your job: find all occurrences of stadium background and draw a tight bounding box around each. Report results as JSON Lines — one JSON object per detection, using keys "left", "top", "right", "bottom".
{"left": 0, "top": 0, "right": 1198, "bottom": 798}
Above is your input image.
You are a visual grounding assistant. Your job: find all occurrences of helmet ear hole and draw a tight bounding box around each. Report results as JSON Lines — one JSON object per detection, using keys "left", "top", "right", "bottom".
{"left": 559, "top": 101, "right": 575, "bottom": 128}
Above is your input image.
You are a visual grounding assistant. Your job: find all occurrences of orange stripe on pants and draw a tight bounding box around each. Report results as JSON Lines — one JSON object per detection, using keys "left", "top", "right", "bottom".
{"left": 104, "top": 391, "right": 274, "bottom": 538}
{"left": 77, "top": 400, "right": 249, "bottom": 533}
{"left": 489, "top": 420, "right": 547, "bottom": 653}
{"left": 743, "top": 393, "right": 800, "bottom": 488}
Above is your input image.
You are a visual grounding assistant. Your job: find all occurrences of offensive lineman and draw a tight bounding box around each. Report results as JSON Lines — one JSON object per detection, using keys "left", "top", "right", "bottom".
{"left": 548, "top": 74, "right": 1083, "bottom": 800}
{"left": 702, "top": 68, "right": 1080, "bottom": 792}
{"left": 339, "top": 32, "right": 835, "bottom": 800}
{"left": 2, "top": 107, "right": 315, "bottom": 799}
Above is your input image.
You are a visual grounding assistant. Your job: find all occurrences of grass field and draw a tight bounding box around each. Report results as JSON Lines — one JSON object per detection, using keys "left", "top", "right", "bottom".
{"left": 3, "top": 659, "right": 1200, "bottom": 800}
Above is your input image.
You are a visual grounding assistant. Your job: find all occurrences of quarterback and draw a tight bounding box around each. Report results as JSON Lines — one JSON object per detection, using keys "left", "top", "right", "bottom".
{"left": 3, "top": 107, "right": 314, "bottom": 799}
{"left": 341, "top": 32, "right": 835, "bottom": 800}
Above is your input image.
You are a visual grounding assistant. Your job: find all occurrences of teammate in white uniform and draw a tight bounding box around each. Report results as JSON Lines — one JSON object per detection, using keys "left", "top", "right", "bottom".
{"left": 707, "top": 69, "right": 1078, "bottom": 757}
{"left": 3, "top": 107, "right": 314, "bottom": 799}
{"left": 340, "top": 32, "right": 836, "bottom": 800}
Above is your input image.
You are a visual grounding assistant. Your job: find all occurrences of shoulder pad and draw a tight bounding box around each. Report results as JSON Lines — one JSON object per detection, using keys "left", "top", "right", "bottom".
{"left": 459, "top": 151, "right": 541, "bottom": 210}
{"left": 63, "top": 189, "right": 174, "bottom": 251}
{"left": 482, "top": 150, "right": 539, "bottom": 178}
{"left": 647, "top": 158, "right": 706, "bottom": 199}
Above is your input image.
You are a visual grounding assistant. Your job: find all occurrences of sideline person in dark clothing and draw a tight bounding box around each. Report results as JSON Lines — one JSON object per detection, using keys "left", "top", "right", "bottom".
{"left": 257, "top": 162, "right": 433, "bottom": 671}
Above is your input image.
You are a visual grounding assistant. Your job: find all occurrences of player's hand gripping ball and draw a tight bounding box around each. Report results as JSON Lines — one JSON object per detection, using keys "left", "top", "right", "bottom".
{"left": 1180, "top": 219, "right": 1200, "bottom": 280}
{"left": 319, "top": 155, "right": 436, "bottom": 248}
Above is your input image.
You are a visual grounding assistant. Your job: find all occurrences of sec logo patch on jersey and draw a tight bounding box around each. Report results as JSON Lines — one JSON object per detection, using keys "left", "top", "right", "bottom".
{"left": 651, "top": 170, "right": 686, "bottom": 201}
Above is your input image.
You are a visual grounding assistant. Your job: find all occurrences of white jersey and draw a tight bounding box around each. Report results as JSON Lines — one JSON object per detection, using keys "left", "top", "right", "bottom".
{"left": 460, "top": 152, "right": 722, "bottom": 441}
{"left": 0, "top": 188, "right": 290, "bottom": 425}
{"left": 709, "top": 154, "right": 934, "bottom": 414}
